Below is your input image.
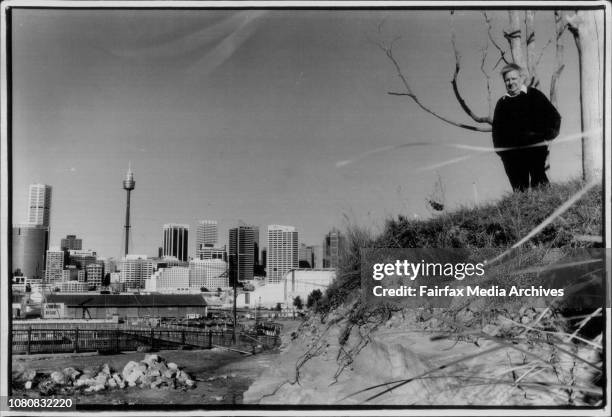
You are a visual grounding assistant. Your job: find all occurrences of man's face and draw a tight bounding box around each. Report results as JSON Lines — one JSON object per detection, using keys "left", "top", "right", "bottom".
{"left": 503, "top": 70, "right": 523, "bottom": 96}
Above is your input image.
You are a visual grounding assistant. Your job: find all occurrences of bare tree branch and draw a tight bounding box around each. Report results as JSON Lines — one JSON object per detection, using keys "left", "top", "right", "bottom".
{"left": 550, "top": 10, "right": 567, "bottom": 106}
{"left": 450, "top": 13, "right": 492, "bottom": 124}
{"left": 534, "top": 37, "right": 554, "bottom": 68}
{"left": 483, "top": 12, "right": 510, "bottom": 66}
{"left": 380, "top": 42, "right": 491, "bottom": 132}
{"left": 480, "top": 45, "right": 494, "bottom": 120}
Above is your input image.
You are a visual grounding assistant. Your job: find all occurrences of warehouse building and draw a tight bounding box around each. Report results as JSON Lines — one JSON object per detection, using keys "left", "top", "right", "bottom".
{"left": 43, "top": 293, "right": 207, "bottom": 320}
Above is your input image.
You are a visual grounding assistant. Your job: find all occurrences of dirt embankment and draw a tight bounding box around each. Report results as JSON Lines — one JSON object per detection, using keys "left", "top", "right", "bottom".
{"left": 244, "top": 304, "right": 601, "bottom": 406}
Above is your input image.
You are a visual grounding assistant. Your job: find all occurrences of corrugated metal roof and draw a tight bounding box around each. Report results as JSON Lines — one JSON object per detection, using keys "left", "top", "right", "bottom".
{"left": 45, "top": 293, "right": 207, "bottom": 307}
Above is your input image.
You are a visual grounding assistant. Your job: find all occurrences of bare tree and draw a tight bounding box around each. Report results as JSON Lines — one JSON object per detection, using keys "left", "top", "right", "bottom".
{"left": 380, "top": 10, "right": 602, "bottom": 181}
{"left": 567, "top": 10, "right": 604, "bottom": 182}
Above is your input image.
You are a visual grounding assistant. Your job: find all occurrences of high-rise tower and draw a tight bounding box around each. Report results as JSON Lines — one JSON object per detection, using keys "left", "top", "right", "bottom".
{"left": 267, "top": 225, "right": 298, "bottom": 283}
{"left": 27, "top": 184, "right": 52, "bottom": 227}
{"left": 163, "top": 224, "right": 189, "bottom": 262}
{"left": 228, "top": 225, "right": 257, "bottom": 283}
{"left": 122, "top": 164, "right": 135, "bottom": 257}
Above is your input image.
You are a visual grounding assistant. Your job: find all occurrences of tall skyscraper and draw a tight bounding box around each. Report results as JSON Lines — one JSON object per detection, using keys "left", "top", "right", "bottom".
{"left": 45, "top": 248, "right": 64, "bottom": 283}
{"left": 122, "top": 164, "right": 135, "bottom": 257}
{"left": 229, "top": 225, "right": 256, "bottom": 283}
{"left": 267, "top": 225, "right": 298, "bottom": 283}
{"left": 60, "top": 235, "right": 82, "bottom": 251}
{"left": 196, "top": 220, "right": 217, "bottom": 250}
{"left": 27, "top": 184, "right": 52, "bottom": 227}
{"left": 12, "top": 224, "right": 49, "bottom": 279}
{"left": 163, "top": 224, "right": 189, "bottom": 262}
{"left": 323, "top": 228, "right": 345, "bottom": 269}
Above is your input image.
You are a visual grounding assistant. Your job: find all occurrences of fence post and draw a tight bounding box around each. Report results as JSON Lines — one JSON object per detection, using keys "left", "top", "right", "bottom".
{"left": 115, "top": 329, "right": 120, "bottom": 352}
{"left": 26, "top": 326, "right": 32, "bottom": 355}
{"left": 208, "top": 331, "right": 212, "bottom": 348}
{"left": 150, "top": 328, "right": 154, "bottom": 350}
{"left": 181, "top": 330, "right": 185, "bottom": 345}
{"left": 74, "top": 327, "right": 79, "bottom": 353}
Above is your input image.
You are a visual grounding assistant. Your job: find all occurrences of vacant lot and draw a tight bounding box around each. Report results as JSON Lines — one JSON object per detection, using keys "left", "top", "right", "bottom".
{"left": 12, "top": 345, "right": 279, "bottom": 406}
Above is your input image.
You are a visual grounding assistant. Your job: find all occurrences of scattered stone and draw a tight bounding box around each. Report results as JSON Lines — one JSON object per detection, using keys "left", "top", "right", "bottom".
{"left": 38, "top": 379, "right": 56, "bottom": 396}
{"left": 100, "top": 363, "right": 112, "bottom": 375}
{"left": 50, "top": 371, "right": 67, "bottom": 385}
{"left": 74, "top": 375, "right": 96, "bottom": 388}
{"left": 62, "top": 367, "right": 80, "bottom": 381}
{"left": 122, "top": 361, "right": 147, "bottom": 386}
{"left": 24, "top": 381, "right": 33, "bottom": 390}
{"left": 143, "top": 354, "right": 161, "bottom": 366}
{"left": 167, "top": 362, "right": 178, "bottom": 371}
{"left": 20, "top": 368, "right": 37, "bottom": 382}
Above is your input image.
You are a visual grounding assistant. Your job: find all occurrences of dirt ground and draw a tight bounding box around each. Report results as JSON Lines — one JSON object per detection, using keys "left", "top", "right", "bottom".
{"left": 12, "top": 320, "right": 303, "bottom": 407}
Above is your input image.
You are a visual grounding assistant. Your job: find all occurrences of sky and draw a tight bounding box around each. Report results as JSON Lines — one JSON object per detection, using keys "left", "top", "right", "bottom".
{"left": 10, "top": 7, "right": 590, "bottom": 259}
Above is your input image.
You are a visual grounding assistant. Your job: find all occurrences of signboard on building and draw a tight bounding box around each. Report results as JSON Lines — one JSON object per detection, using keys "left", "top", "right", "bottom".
{"left": 42, "top": 303, "right": 65, "bottom": 319}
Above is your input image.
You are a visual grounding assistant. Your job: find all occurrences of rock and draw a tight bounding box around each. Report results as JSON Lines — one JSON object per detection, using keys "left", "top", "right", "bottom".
{"left": 184, "top": 379, "right": 195, "bottom": 388}
{"left": 94, "top": 373, "right": 109, "bottom": 387}
{"left": 74, "top": 376, "right": 96, "bottom": 388}
{"left": 100, "top": 363, "right": 112, "bottom": 375}
{"left": 20, "top": 368, "right": 37, "bottom": 382}
{"left": 62, "top": 367, "right": 81, "bottom": 381}
{"left": 122, "top": 361, "right": 147, "bottom": 386}
{"left": 84, "top": 384, "right": 105, "bottom": 393}
{"left": 150, "top": 378, "right": 164, "bottom": 389}
{"left": 38, "top": 379, "right": 56, "bottom": 396}
{"left": 213, "top": 396, "right": 223, "bottom": 401}
{"left": 112, "top": 373, "right": 126, "bottom": 389}
{"left": 139, "top": 375, "right": 156, "bottom": 387}
{"left": 107, "top": 378, "right": 117, "bottom": 389}
{"left": 24, "top": 381, "right": 33, "bottom": 390}
{"left": 143, "top": 354, "right": 162, "bottom": 366}
{"left": 137, "top": 345, "right": 151, "bottom": 353}
{"left": 167, "top": 362, "right": 178, "bottom": 371}
{"left": 176, "top": 370, "right": 191, "bottom": 383}
{"left": 50, "top": 371, "right": 67, "bottom": 385}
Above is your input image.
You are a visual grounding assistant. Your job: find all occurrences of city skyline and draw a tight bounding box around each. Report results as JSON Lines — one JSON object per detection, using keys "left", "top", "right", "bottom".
{"left": 11, "top": 9, "right": 586, "bottom": 258}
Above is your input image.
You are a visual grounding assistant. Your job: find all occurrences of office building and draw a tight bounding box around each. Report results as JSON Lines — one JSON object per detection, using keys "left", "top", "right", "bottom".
{"left": 197, "top": 246, "right": 226, "bottom": 261}
{"left": 68, "top": 250, "right": 97, "bottom": 269}
{"left": 85, "top": 263, "right": 104, "bottom": 288}
{"left": 267, "top": 225, "right": 299, "bottom": 284}
{"left": 12, "top": 224, "right": 49, "bottom": 279}
{"left": 189, "top": 259, "right": 228, "bottom": 290}
{"left": 196, "top": 220, "right": 218, "bottom": 254}
{"left": 163, "top": 224, "right": 189, "bottom": 262}
{"left": 323, "top": 228, "right": 345, "bottom": 269}
{"left": 299, "top": 244, "right": 315, "bottom": 268}
{"left": 145, "top": 267, "right": 190, "bottom": 292}
{"left": 27, "top": 184, "right": 52, "bottom": 227}
{"left": 119, "top": 255, "right": 154, "bottom": 289}
{"left": 44, "top": 248, "right": 64, "bottom": 283}
{"left": 60, "top": 235, "right": 82, "bottom": 251}
{"left": 229, "top": 225, "right": 257, "bottom": 283}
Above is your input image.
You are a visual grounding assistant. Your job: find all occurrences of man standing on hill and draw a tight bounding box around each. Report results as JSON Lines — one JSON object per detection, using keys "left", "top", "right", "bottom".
{"left": 492, "top": 63, "right": 561, "bottom": 191}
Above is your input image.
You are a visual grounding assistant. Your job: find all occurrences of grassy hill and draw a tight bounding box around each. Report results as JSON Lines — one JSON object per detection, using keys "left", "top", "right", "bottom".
{"left": 321, "top": 179, "right": 603, "bottom": 313}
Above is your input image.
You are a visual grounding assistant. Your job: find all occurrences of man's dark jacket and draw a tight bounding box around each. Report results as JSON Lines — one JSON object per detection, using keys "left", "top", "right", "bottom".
{"left": 492, "top": 87, "right": 561, "bottom": 153}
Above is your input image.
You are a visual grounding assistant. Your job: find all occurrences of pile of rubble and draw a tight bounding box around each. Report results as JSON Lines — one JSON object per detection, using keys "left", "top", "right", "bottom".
{"left": 14, "top": 354, "right": 196, "bottom": 395}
